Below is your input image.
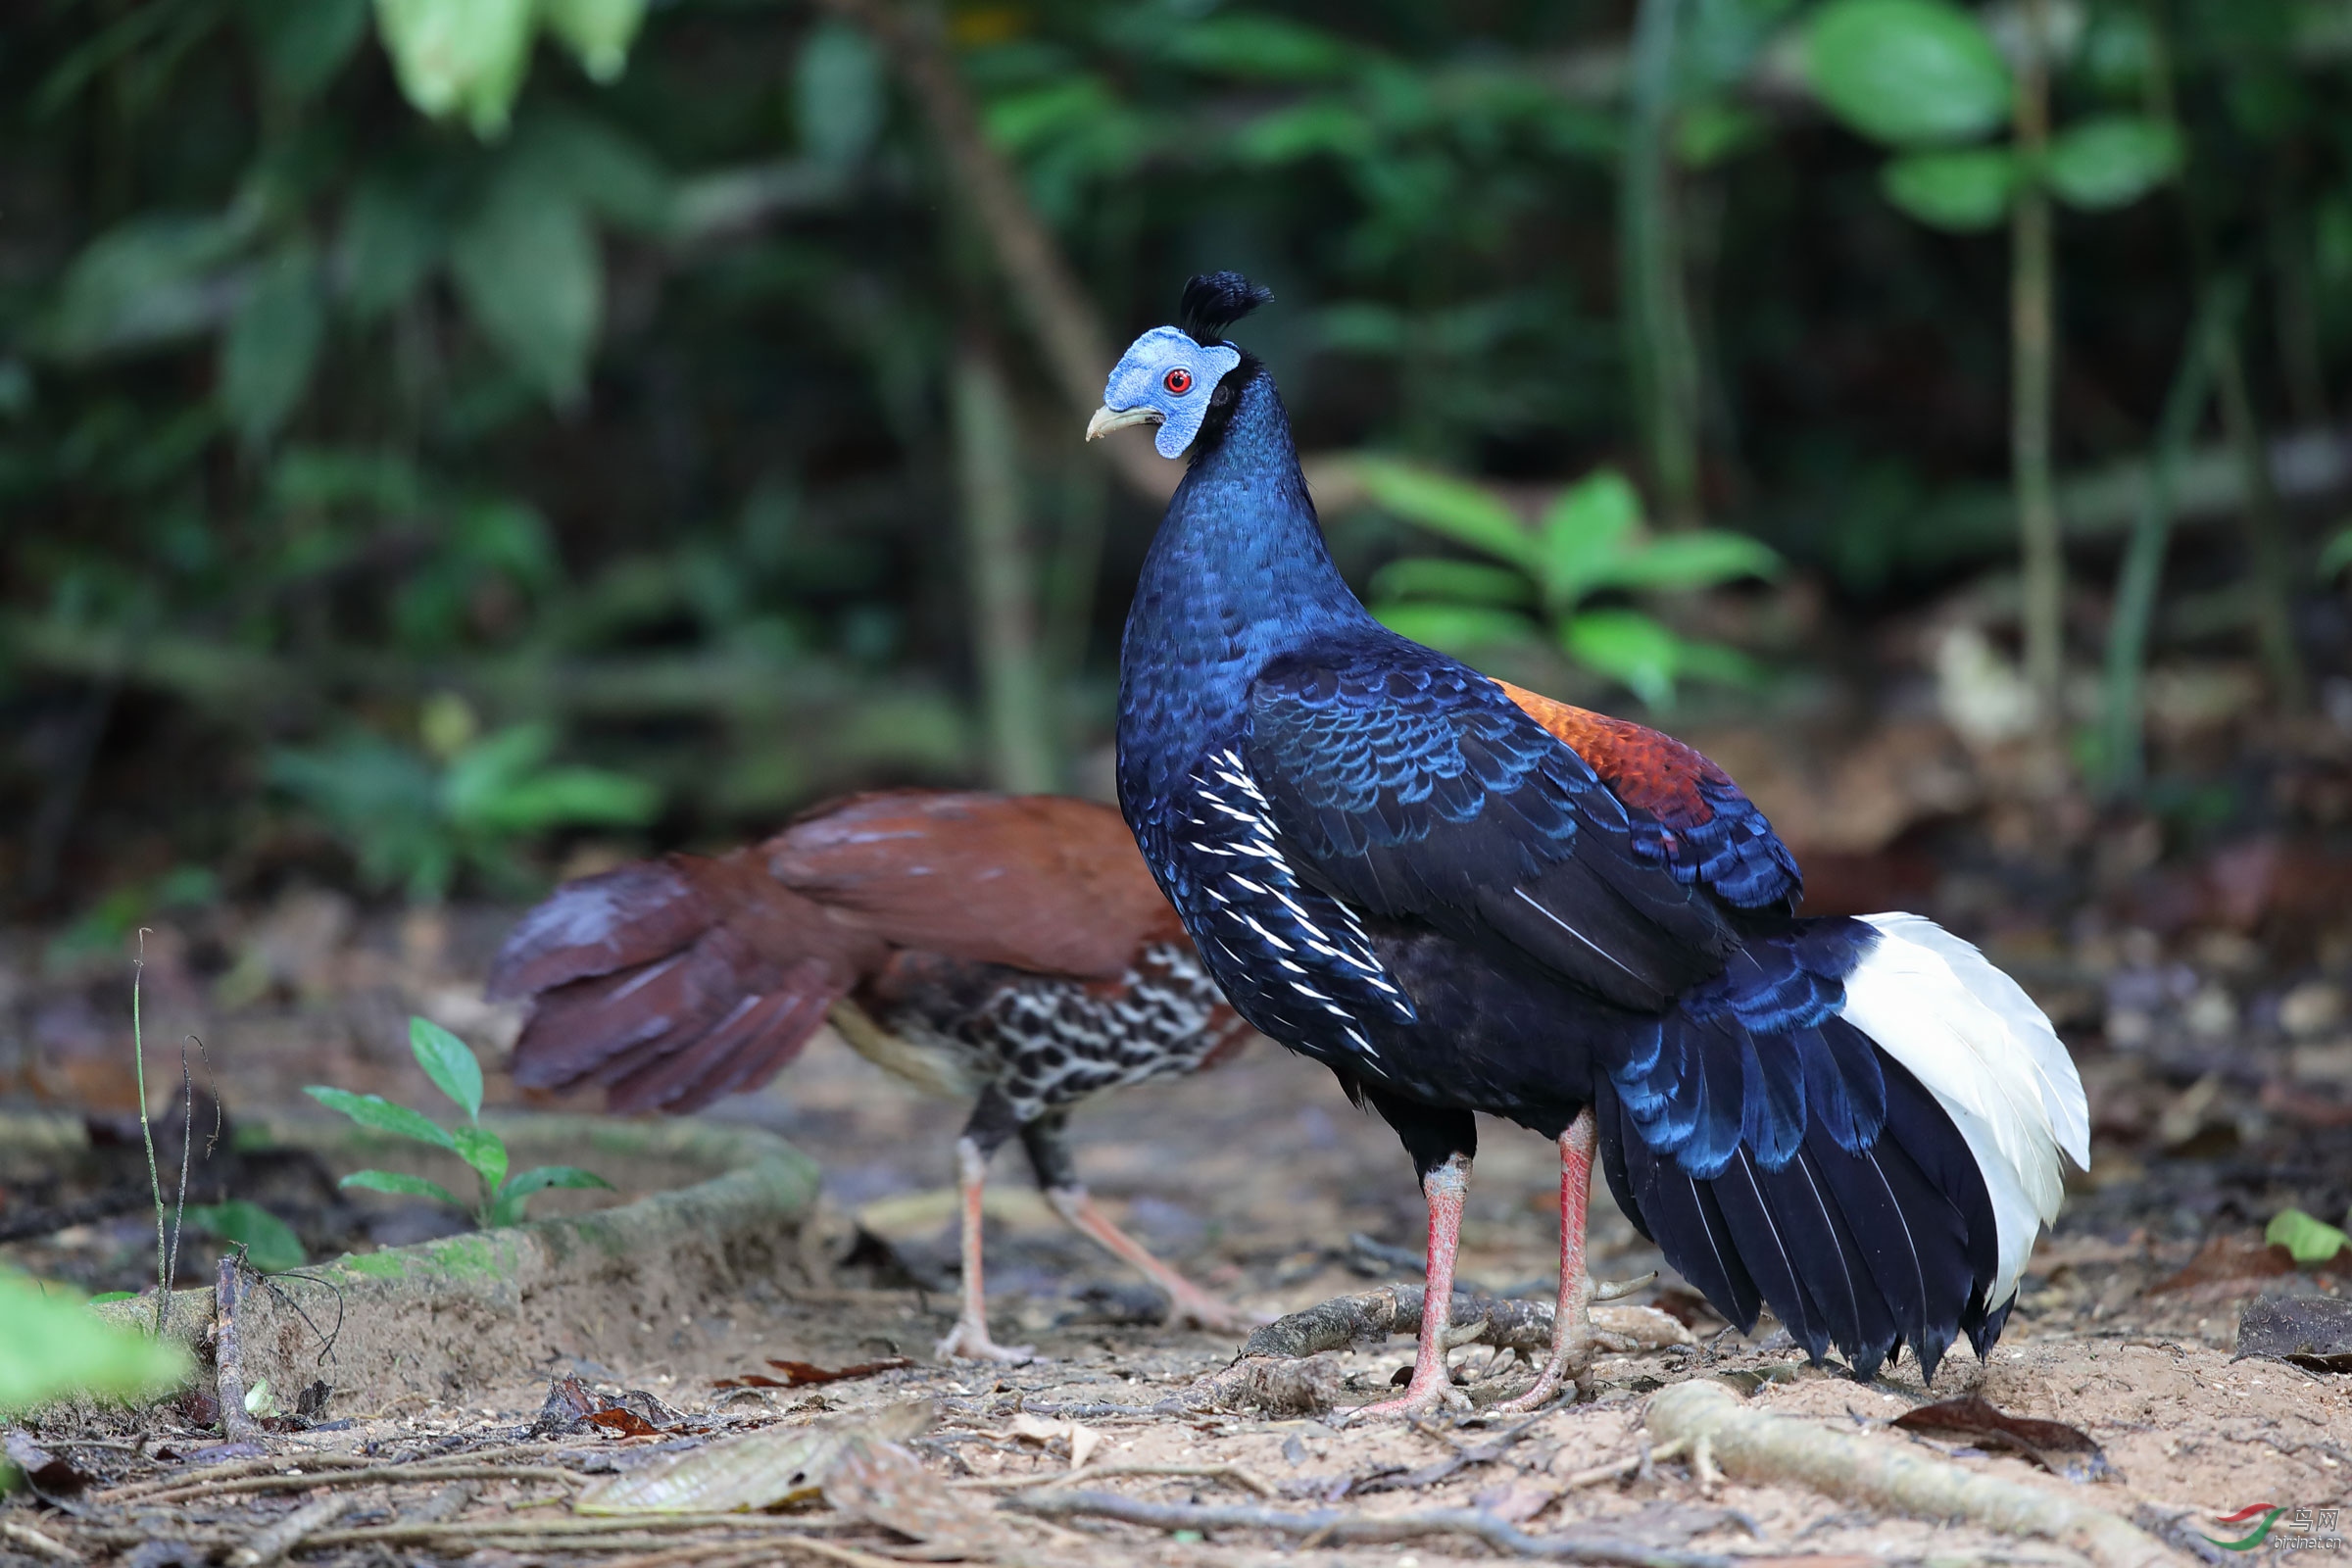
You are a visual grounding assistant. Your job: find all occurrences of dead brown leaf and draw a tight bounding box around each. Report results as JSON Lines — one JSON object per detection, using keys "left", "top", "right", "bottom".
{"left": 2146, "top": 1234, "right": 2298, "bottom": 1295}
{"left": 824, "top": 1431, "right": 1008, "bottom": 1561}
{"left": 1890, "top": 1394, "right": 2112, "bottom": 1482}
{"left": 710, "top": 1356, "right": 912, "bottom": 1390}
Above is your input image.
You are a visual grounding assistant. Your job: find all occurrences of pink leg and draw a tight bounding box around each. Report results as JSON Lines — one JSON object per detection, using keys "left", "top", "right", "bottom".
{"left": 933, "top": 1137, "right": 1034, "bottom": 1363}
{"left": 1494, "top": 1107, "right": 1597, "bottom": 1412}
{"left": 1344, "top": 1152, "right": 1473, "bottom": 1422}
{"left": 1046, "top": 1187, "right": 1259, "bottom": 1334}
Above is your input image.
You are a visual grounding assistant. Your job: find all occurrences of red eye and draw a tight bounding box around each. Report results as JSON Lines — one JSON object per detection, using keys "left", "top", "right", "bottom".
{"left": 1163, "top": 368, "right": 1194, "bottom": 395}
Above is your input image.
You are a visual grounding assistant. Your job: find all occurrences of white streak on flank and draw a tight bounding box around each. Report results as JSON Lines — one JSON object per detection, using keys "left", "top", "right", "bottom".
{"left": 1838, "top": 912, "right": 2091, "bottom": 1306}
{"left": 1510, "top": 888, "right": 1647, "bottom": 985}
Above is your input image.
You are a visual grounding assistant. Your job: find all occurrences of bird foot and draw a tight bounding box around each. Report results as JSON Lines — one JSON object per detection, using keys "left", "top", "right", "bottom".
{"left": 934, "top": 1317, "right": 1034, "bottom": 1363}
{"left": 1487, "top": 1352, "right": 1587, "bottom": 1414}
{"left": 1340, "top": 1369, "right": 1471, "bottom": 1425}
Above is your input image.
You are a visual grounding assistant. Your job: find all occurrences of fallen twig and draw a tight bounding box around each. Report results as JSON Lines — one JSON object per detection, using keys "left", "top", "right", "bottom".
{"left": 213, "top": 1255, "right": 267, "bottom": 1445}
{"left": 0, "top": 1520, "right": 82, "bottom": 1564}
{"left": 227, "top": 1493, "right": 349, "bottom": 1568}
{"left": 134, "top": 1461, "right": 580, "bottom": 1505}
{"left": 1645, "top": 1379, "right": 2178, "bottom": 1568}
{"left": 953, "top": 1461, "right": 1275, "bottom": 1495}
{"left": 1557, "top": 1438, "right": 1688, "bottom": 1492}
{"left": 302, "top": 1514, "right": 848, "bottom": 1549}
{"left": 1006, "top": 1489, "right": 1730, "bottom": 1565}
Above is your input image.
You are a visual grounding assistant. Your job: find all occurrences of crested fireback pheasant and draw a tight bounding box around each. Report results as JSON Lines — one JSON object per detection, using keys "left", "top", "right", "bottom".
{"left": 487, "top": 789, "right": 1255, "bottom": 1361}
{"left": 1098, "top": 273, "right": 2090, "bottom": 1417}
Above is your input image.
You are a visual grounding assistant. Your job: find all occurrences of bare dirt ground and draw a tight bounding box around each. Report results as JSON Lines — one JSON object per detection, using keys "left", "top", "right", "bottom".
{"left": 4, "top": 888, "right": 2351, "bottom": 1565}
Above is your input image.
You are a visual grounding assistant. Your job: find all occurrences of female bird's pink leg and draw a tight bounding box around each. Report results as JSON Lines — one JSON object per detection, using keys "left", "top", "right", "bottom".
{"left": 1494, "top": 1107, "right": 1597, "bottom": 1412}
{"left": 934, "top": 1137, "right": 1035, "bottom": 1362}
{"left": 1046, "top": 1187, "right": 1259, "bottom": 1333}
{"left": 1343, "top": 1152, "right": 1473, "bottom": 1422}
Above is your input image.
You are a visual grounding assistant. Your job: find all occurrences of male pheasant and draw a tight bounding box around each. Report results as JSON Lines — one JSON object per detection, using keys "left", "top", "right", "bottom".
{"left": 1098, "top": 273, "right": 2089, "bottom": 1417}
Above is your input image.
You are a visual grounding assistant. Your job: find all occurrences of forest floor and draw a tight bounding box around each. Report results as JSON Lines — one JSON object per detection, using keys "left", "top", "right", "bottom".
{"left": 7, "top": 675, "right": 2352, "bottom": 1564}
{"left": 4, "top": 949, "right": 2351, "bottom": 1567}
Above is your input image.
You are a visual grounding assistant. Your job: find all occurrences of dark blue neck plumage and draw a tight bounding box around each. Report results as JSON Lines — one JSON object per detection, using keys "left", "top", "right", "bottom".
{"left": 1117, "top": 366, "right": 1376, "bottom": 811}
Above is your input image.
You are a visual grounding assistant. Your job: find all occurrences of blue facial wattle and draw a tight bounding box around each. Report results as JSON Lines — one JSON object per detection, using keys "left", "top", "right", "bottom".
{"left": 1102, "top": 326, "right": 1243, "bottom": 458}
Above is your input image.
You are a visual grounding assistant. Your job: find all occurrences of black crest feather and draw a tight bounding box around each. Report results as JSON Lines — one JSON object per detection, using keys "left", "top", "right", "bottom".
{"left": 1179, "top": 272, "right": 1273, "bottom": 346}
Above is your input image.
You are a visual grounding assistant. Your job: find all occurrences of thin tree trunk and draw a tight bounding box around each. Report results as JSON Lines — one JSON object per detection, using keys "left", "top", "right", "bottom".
{"left": 1620, "top": 0, "right": 1702, "bottom": 527}
{"left": 816, "top": 0, "right": 1171, "bottom": 503}
{"left": 953, "top": 338, "right": 1058, "bottom": 793}
{"left": 2102, "top": 284, "right": 2228, "bottom": 798}
{"left": 2142, "top": 0, "right": 2307, "bottom": 711}
{"left": 2011, "top": 0, "right": 2065, "bottom": 730}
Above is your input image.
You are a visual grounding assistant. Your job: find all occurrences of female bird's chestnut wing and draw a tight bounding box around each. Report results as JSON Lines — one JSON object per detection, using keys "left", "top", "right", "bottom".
{"left": 761, "top": 791, "right": 1184, "bottom": 980}
{"left": 1237, "top": 635, "right": 1788, "bottom": 1012}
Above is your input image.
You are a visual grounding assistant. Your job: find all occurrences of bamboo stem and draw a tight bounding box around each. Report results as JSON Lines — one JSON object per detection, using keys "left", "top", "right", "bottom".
{"left": 2012, "top": 0, "right": 2065, "bottom": 731}
{"left": 1621, "top": 0, "right": 1703, "bottom": 527}
{"left": 2100, "top": 283, "right": 2231, "bottom": 797}
{"left": 953, "top": 338, "right": 1059, "bottom": 793}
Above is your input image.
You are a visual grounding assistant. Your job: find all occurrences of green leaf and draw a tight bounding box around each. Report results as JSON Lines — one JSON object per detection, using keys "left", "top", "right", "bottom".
{"left": 220, "top": 247, "right": 322, "bottom": 449}
{"left": 539, "top": 0, "right": 645, "bottom": 84}
{"left": 1805, "top": 0, "right": 2012, "bottom": 148}
{"left": 1352, "top": 458, "right": 1535, "bottom": 571}
{"left": 408, "top": 1016, "right": 484, "bottom": 1121}
{"left": 1234, "top": 99, "right": 1377, "bottom": 166}
{"left": 0, "top": 1274, "right": 191, "bottom": 1416}
{"left": 501, "top": 1165, "right": 614, "bottom": 1199}
{"left": 239, "top": 0, "right": 370, "bottom": 97}
{"left": 464, "top": 767, "right": 662, "bottom": 834}
{"left": 1676, "top": 99, "right": 1768, "bottom": 169}
{"left": 1593, "top": 529, "right": 1784, "bottom": 594}
{"left": 452, "top": 1125, "right": 509, "bottom": 1192}
{"left": 45, "top": 209, "right": 258, "bottom": 360}
{"left": 796, "top": 20, "right": 885, "bottom": 168}
{"left": 1560, "top": 608, "right": 1684, "bottom": 709}
{"left": 340, "top": 177, "right": 444, "bottom": 321}
{"left": 2266, "top": 1207, "right": 2351, "bottom": 1265}
{"left": 303, "top": 1086, "right": 457, "bottom": 1151}
{"left": 1881, "top": 147, "right": 2016, "bottom": 230}
{"left": 2319, "top": 524, "right": 2352, "bottom": 580}
{"left": 1165, "top": 13, "right": 1361, "bottom": 81}
{"left": 338, "top": 1169, "right": 464, "bottom": 1207}
{"left": 2045, "top": 115, "right": 2180, "bottom": 211}
{"left": 487, "top": 1164, "right": 612, "bottom": 1227}
{"left": 1366, "top": 558, "right": 1537, "bottom": 609}
{"left": 244, "top": 1377, "right": 281, "bottom": 1418}
{"left": 371, "top": 0, "right": 537, "bottom": 138}
{"left": 183, "top": 1201, "right": 306, "bottom": 1273}
{"left": 1368, "top": 602, "right": 1543, "bottom": 655}
{"left": 448, "top": 169, "right": 601, "bottom": 403}
{"left": 1535, "top": 469, "right": 1642, "bottom": 608}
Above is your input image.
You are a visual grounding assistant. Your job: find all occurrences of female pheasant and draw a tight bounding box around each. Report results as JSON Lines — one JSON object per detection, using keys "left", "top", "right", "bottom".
{"left": 488, "top": 790, "right": 1254, "bottom": 1360}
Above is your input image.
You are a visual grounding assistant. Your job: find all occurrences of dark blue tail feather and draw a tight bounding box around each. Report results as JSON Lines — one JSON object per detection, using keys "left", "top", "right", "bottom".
{"left": 1596, "top": 929, "right": 2007, "bottom": 1383}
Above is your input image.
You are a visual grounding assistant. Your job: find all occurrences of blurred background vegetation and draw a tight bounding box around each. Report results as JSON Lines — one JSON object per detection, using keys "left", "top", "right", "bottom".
{"left": 5, "top": 0, "right": 2351, "bottom": 926}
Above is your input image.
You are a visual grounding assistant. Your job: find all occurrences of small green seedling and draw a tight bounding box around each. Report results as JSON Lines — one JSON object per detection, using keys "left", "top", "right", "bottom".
{"left": 2266, "top": 1207, "right": 2351, "bottom": 1267}
{"left": 307, "top": 1016, "right": 611, "bottom": 1229}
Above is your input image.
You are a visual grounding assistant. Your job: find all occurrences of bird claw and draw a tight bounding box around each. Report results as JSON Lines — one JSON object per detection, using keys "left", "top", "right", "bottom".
{"left": 934, "top": 1318, "right": 1035, "bottom": 1363}
{"left": 1340, "top": 1373, "right": 1472, "bottom": 1425}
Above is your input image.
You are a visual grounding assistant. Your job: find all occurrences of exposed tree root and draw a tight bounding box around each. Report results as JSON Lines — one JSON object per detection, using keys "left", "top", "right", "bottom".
{"left": 1188, "top": 1285, "right": 1690, "bottom": 1414}
{"left": 212, "top": 1255, "right": 266, "bottom": 1446}
{"left": 1006, "top": 1489, "right": 1732, "bottom": 1566}
{"left": 1645, "top": 1379, "right": 2182, "bottom": 1568}
{"left": 131, "top": 1461, "right": 580, "bottom": 1507}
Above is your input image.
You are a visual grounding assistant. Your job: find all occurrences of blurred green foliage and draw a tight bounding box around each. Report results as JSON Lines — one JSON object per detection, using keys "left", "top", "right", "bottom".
{"left": 1359, "top": 460, "right": 1781, "bottom": 708}
{"left": 0, "top": 1272, "right": 191, "bottom": 1417}
{"left": 1, "top": 0, "right": 2347, "bottom": 908}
